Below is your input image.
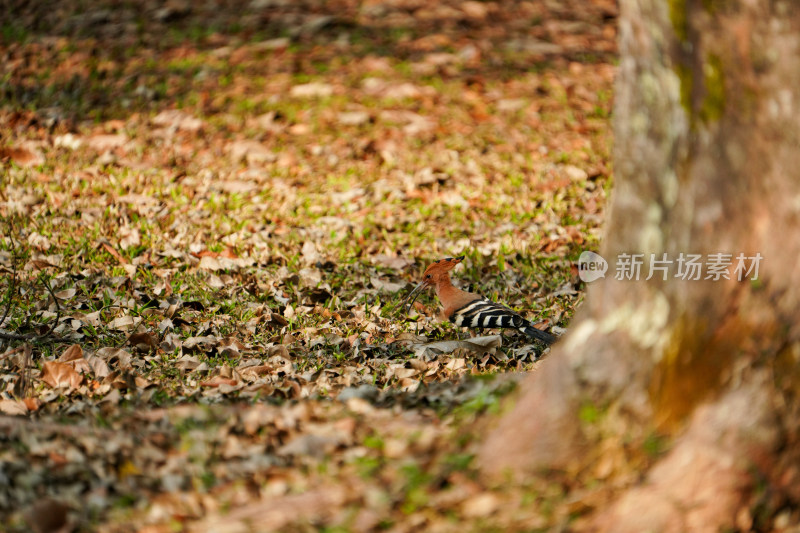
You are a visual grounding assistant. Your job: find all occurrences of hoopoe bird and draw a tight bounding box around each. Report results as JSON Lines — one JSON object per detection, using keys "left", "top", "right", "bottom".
{"left": 404, "top": 256, "right": 558, "bottom": 344}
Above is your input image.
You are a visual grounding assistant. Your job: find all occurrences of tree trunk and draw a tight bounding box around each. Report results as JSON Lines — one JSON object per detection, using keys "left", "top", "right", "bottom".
{"left": 479, "top": 0, "right": 800, "bottom": 530}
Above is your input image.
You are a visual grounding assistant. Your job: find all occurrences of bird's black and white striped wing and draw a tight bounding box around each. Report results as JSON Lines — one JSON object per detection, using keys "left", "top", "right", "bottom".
{"left": 450, "top": 298, "right": 525, "bottom": 329}
{"left": 450, "top": 298, "right": 557, "bottom": 344}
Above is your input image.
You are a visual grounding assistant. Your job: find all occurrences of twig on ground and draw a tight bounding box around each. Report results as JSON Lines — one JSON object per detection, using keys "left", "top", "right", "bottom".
{"left": 0, "top": 245, "right": 16, "bottom": 328}
{"left": 0, "top": 345, "right": 26, "bottom": 361}
{"left": 39, "top": 273, "right": 61, "bottom": 337}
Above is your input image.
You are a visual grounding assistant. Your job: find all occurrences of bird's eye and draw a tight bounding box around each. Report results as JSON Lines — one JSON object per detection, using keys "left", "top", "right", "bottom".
{"left": 425, "top": 274, "right": 431, "bottom": 279}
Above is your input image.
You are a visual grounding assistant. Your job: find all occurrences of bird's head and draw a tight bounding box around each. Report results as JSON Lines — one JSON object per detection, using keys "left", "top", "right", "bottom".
{"left": 403, "top": 256, "right": 464, "bottom": 313}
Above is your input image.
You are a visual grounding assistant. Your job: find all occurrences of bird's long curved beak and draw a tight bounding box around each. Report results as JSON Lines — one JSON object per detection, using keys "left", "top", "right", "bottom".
{"left": 403, "top": 281, "right": 430, "bottom": 315}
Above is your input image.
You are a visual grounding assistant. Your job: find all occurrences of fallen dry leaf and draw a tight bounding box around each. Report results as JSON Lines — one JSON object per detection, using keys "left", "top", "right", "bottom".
{"left": 0, "top": 145, "right": 45, "bottom": 167}
{"left": 0, "top": 399, "right": 28, "bottom": 416}
{"left": 40, "top": 361, "right": 83, "bottom": 390}
{"left": 100, "top": 242, "right": 128, "bottom": 264}
{"left": 87, "top": 133, "right": 127, "bottom": 151}
{"left": 199, "top": 376, "right": 239, "bottom": 388}
{"left": 127, "top": 332, "right": 159, "bottom": 351}
{"left": 57, "top": 344, "right": 83, "bottom": 363}
{"left": 23, "top": 498, "right": 70, "bottom": 533}
{"left": 411, "top": 335, "right": 502, "bottom": 359}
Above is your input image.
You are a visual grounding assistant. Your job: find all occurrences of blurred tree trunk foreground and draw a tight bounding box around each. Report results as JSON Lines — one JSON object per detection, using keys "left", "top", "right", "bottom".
{"left": 480, "top": 0, "right": 800, "bottom": 530}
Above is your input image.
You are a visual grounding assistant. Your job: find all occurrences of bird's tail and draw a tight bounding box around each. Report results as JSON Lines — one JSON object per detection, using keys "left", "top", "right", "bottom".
{"left": 519, "top": 323, "right": 558, "bottom": 344}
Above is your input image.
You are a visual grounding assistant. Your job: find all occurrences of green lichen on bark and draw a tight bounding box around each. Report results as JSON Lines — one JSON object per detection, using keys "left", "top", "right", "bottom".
{"left": 651, "top": 314, "right": 727, "bottom": 430}
{"left": 775, "top": 344, "right": 800, "bottom": 397}
{"left": 669, "top": 0, "right": 692, "bottom": 124}
{"left": 700, "top": 54, "right": 725, "bottom": 122}
{"left": 675, "top": 63, "right": 693, "bottom": 118}
{"left": 701, "top": 0, "right": 728, "bottom": 14}
{"left": 669, "top": 0, "right": 727, "bottom": 127}
{"left": 668, "top": 0, "right": 688, "bottom": 42}
{"left": 674, "top": 54, "right": 726, "bottom": 128}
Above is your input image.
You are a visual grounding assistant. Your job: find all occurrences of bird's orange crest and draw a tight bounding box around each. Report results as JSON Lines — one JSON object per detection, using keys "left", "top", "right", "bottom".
{"left": 422, "top": 255, "right": 464, "bottom": 276}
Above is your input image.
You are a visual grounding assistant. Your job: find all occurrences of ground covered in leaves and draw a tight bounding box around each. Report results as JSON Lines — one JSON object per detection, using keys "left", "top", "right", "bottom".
{"left": 0, "top": 1, "right": 615, "bottom": 530}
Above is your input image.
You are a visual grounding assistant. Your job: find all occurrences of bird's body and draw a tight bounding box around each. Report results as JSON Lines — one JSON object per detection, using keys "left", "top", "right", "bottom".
{"left": 404, "top": 256, "right": 557, "bottom": 344}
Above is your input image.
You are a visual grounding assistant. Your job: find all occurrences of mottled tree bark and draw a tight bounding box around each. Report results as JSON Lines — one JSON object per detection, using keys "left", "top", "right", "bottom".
{"left": 479, "top": 0, "right": 800, "bottom": 529}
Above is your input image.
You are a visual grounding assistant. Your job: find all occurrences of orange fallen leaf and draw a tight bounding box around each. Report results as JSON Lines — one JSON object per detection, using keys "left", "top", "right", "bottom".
{"left": 57, "top": 344, "right": 83, "bottom": 362}
{"left": 29, "top": 259, "right": 57, "bottom": 270}
{"left": 100, "top": 242, "right": 128, "bottom": 264}
{"left": 191, "top": 247, "right": 239, "bottom": 259}
{"left": 239, "top": 365, "right": 274, "bottom": 377}
{"left": 0, "top": 145, "right": 44, "bottom": 167}
{"left": 22, "top": 398, "right": 41, "bottom": 412}
{"left": 48, "top": 451, "right": 68, "bottom": 466}
{"left": 41, "top": 361, "right": 83, "bottom": 390}
{"left": 199, "top": 376, "right": 239, "bottom": 388}
{"left": 0, "top": 399, "right": 28, "bottom": 416}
